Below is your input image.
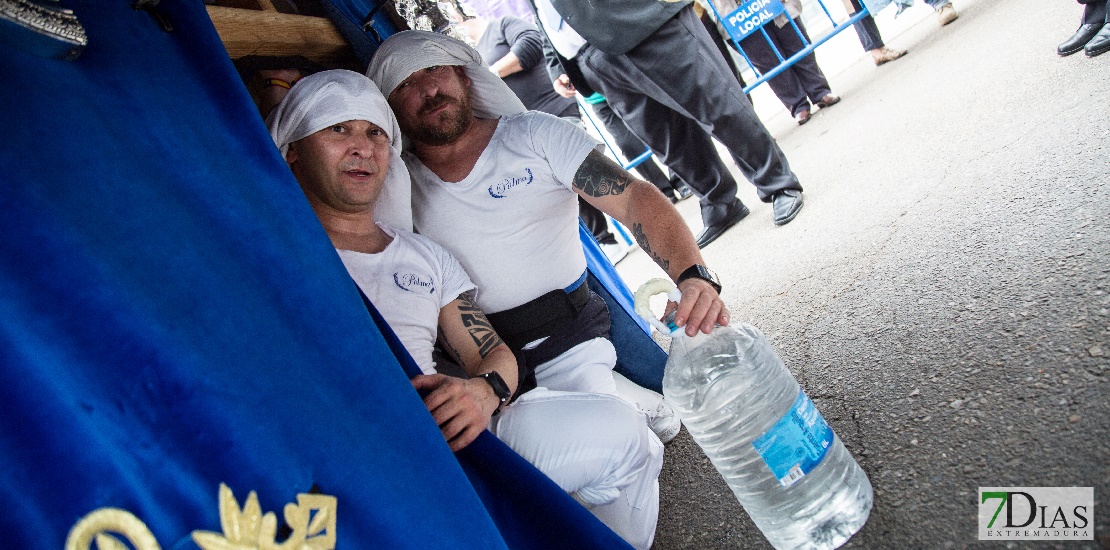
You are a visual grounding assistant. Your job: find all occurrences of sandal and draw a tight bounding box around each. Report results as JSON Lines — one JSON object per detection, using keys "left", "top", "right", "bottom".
{"left": 872, "top": 47, "right": 908, "bottom": 66}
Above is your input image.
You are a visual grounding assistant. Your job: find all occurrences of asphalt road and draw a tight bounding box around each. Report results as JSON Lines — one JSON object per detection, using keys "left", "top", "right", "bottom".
{"left": 612, "top": 0, "right": 1110, "bottom": 547}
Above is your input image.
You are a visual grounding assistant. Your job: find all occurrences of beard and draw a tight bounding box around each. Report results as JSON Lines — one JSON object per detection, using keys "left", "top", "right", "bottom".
{"left": 405, "top": 92, "right": 474, "bottom": 146}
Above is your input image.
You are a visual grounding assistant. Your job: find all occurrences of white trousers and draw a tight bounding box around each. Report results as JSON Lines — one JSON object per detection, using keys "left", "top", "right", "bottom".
{"left": 490, "top": 337, "right": 663, "bottom": 550}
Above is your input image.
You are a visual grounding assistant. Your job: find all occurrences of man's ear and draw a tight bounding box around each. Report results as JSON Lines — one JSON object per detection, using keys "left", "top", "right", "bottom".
{"left": 284, "top": 142, "right": 298, "bottom": 166}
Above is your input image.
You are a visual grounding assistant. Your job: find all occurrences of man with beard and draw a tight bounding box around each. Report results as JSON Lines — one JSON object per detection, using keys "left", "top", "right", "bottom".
{"left": 366, "top": 30, "right": 730, "bottom": 448}
{"left": 267, "top": 69, "right": 664, "bottom": 549}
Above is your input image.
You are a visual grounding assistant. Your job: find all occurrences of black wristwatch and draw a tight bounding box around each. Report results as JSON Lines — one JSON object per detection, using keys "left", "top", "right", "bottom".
{"left": 677, "top": 264, "right": 722, "bottom": 294}
{"left": 477, "top": 371, "right": 512, "bottom": 414}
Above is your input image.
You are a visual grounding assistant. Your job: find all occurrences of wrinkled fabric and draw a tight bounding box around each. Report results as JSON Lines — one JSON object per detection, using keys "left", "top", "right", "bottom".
{"left": 366, "top": 30, "right": 526, "bottom": 119}
{"left": 267, "top": 69, "right": 413, "bottom": 231}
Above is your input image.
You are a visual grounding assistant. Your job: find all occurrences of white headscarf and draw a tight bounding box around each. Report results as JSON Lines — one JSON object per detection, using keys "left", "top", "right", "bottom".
{"left": 266, "top": 69, "right": 412, "bottom": 232}
{"left": 365, "top": 30, "right": 526, "bottom": 119}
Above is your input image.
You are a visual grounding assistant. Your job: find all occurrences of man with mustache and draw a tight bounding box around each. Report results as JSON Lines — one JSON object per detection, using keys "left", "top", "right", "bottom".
{"left": 367, "top": 27, "right": 730, "bottom": 466}
{"left": 267, "top": 69, "right": 664, "bottom": 550}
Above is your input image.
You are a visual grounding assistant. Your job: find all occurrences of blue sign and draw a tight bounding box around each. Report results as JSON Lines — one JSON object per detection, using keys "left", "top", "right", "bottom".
{"left": 723, "top": 0, "right": 787, "bottom": 39}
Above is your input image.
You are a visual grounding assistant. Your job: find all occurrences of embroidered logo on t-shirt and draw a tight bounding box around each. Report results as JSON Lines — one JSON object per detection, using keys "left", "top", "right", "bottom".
{"left": 393, "top": 272, "right": 435, "bottom": 294}
{"left": 487, "top": 168, "right": 533, "bottom": 198}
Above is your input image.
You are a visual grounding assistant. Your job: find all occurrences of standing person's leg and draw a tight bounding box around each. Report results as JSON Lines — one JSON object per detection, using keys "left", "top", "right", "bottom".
{"left": 590, "top": 101, "right": 677, "bottom": 198}
{"left": 849, "top": 0, "right": 908, "bottom": 64}
{"left": 773, "top": 19, "right": 837, "bottom": 107}
{"left": 925, "top": 0, "right": 959, "bottom": 25}
{"left": 1059, "top": 0, "right": 1106, "bottom": 55}
{"left": 1081, "top": 0, "right": 1110, "bottom": 57}
{"left": 581, "top": 6, "right": 802, "bottom": 209}
{"left": 737, "top": 29, "right": 813, "bottom": 121}
{"left": 577, "top": 56, "right": 748, "bottom": 236}
{"left": 851, "top": 13, "right": 885, "bottom": 51}
{"left": 699, "top": 9, "right": 752, "bottom": 100}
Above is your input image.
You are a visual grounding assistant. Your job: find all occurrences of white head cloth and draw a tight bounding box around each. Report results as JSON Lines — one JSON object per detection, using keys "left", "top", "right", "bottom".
{"left": 365, "top": 30, "right": 526, "bottom": 119}
{"left": 266, "top": 69, "right": 412, "bottom": 232}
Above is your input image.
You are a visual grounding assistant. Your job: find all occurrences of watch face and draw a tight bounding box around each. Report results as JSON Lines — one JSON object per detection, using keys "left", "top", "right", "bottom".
{"left": 481, "top": 372, "right": 511, "bottom": 400}
{"left": 699, "top": 266, "right": 719, "bottom": 285}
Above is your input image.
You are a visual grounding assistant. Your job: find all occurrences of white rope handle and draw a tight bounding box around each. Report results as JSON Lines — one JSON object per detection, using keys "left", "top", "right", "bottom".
{"left": 633, "top": 278, "right": 683, "bottom": 334}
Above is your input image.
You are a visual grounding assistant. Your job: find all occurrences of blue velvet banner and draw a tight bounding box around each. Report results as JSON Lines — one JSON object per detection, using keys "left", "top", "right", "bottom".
{"left": 0, "top": 1, "right": 628, "bottom": 547}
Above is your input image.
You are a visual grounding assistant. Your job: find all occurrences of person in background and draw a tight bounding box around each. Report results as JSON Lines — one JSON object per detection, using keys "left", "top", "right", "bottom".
{"left": 846, "top": 0, "right": 909, "bottom": 66}
{"left": 582, "top": 95, "right": 695, "bottom": 204}
{"left": 532, "top": 0, "right": 807, "bottom": 245}
{"left": 1057, "top": 0, "right": 1109, "bottom": 57}
{"left": 710, "top": 0, "right": 842, "bottom": 125}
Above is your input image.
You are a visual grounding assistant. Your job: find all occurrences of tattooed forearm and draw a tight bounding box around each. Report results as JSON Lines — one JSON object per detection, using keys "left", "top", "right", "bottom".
{"left": 632, "top": 222, "right": 670, "bottom": 272}
{"left": 572, "top": 150, "right": 634, "bottom": 197}
{"left": 438, "top": 332, "right": 465, "bottom": 366}
{"left": 456, "top": 291, "right": 504, "bottom": 358}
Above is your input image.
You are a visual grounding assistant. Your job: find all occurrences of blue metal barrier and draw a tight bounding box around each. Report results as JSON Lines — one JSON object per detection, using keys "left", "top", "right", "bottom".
{"left": 706, "top": 0, "right": 871, "bottom": 94}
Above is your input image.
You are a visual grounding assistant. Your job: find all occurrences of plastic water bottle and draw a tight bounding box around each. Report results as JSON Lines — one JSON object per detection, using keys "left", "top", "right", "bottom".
{"left": 635, "top": 280, "right": 873, "bottom": 550}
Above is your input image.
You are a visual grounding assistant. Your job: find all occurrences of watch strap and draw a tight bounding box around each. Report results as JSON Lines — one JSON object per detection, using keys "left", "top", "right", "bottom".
{"left": 477, "top": 371, "right": 511, "bottom": 414}
{"left": 676, "top": 264, "right": 722, "bottom": 293}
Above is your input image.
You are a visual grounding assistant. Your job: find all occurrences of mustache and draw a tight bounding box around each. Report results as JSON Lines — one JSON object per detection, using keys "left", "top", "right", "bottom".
{"left": 419, "top": 94, "right": 457, "bottom": 115}
{"left": 338, "top": 160, "right": 378, "bottom": 173}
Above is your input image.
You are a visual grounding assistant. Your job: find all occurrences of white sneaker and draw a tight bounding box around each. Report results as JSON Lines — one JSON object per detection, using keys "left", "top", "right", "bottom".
{"left": 643, "top": 400, "right": 682, "bottom": 444}
{"left": 601, "top": 242, "right": 630, "bottom": 264}
{"left": 612, "top": 372, "right": 682, "bottom": 443}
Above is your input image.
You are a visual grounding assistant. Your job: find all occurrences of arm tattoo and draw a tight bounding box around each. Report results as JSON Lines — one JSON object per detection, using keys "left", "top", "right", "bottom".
{"left": 632, "top": 222, "right": 670, "bottom": 272}
{"left": 439, "top": 331, "right": 465, "bottom": 366}
{"left": 572, "top": 150, "right": 634, "bottom": 198}
{"left": 456, "top": 291, "right": 504, "bottom": 358}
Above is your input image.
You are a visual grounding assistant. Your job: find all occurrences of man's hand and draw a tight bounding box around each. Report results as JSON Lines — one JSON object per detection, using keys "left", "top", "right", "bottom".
{"left": 553, "top": 74, "right": 576, "bottom": 98}
{"left": 671, "top": 278, "right": 730, "bottom": 336}
{"left": 411, "top": 374, "right": 500, "bottom": 452}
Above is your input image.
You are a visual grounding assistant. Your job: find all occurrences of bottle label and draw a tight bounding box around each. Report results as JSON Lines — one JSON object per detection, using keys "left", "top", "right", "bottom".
{"left": 752, "top": 390, "right": 834, "bottom": 487}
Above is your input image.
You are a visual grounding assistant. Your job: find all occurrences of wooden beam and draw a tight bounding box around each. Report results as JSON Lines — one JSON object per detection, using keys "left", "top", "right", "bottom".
{"left": 210, "top": 0, "right": 276, "bottom": 11}
{"left": 205, "top": 5, "right": 356, "bottom": 65}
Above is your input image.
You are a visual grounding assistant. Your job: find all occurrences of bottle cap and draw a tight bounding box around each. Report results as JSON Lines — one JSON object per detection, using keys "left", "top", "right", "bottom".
{"left": 633, "top": 278, "right": 684, "bottom": 335}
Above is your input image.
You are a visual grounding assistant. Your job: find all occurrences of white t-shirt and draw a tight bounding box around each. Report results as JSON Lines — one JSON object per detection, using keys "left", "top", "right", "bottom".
{"left": 405, "top": 111, "right": 600, "bottom": 314}
{"left": 534, "top": 0, "right": 588, "bottom": 59}
{"left": 337, "top": 223, "right": 475, "bottom": 375}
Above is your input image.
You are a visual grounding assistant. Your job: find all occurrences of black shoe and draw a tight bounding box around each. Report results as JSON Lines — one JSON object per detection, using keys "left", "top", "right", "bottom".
{"left": 1059, "top": 23, "right": 1103, "bottom": 56}
{"left": 676, "top": 185, "right": 695, "bottom": 201}
{"left": 695, "top": 202, "right": 750, "bottom": 248}
{"left": 772, "top": 189, "right": 804, "bottom": 226}
{"left": 1085, "top": 24, "right": 1110, "bottom": 57}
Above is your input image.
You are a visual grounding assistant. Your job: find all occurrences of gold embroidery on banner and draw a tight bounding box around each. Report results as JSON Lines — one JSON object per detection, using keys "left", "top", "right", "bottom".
{"left": 64, "top": 508, "right": 161, "bottom": 550}
{"left": 64, "top": 483, "right": 337, "bottom": 550}
{"left": 191, "top": 483, "right": 337, "bottom": 550}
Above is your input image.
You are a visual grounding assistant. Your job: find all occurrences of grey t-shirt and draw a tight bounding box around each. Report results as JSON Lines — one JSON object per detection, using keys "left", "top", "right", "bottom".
{"left": 477, "top": 16, "right": 579, "bottom": 118}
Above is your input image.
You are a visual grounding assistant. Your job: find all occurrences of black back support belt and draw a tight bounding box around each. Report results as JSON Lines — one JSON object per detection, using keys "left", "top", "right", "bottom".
{"left": 486, "top": 283, "right": 611, "bottom": 403}
{"left": 486, "top": 281, "right": 591, "bottom": 353}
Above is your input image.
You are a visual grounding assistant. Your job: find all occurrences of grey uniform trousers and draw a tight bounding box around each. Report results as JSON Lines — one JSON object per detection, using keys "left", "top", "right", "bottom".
{"left": 574, "top": 5, "right": 801, "bottom": 226}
